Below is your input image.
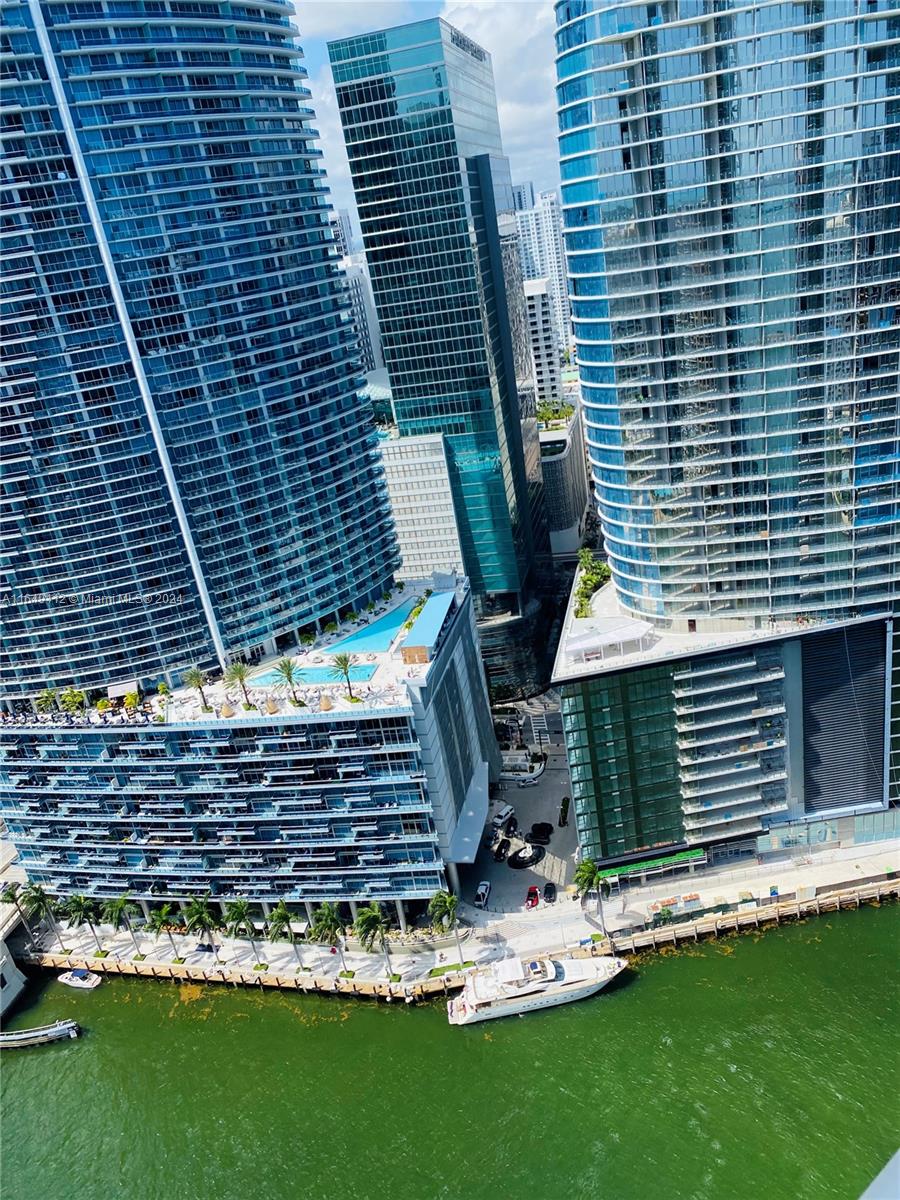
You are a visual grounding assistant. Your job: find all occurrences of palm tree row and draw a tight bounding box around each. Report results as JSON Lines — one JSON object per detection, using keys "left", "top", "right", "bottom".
{"left": 10, "top": 886, "right": 464, "bottom": 976}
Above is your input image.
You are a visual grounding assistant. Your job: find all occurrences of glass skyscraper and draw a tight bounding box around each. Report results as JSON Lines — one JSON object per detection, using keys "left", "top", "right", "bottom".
{"left": 327, "top": 20, "right": 550, "bottom": 655}
{"left": 3, "top": 0, "right": 397, "bottom": 700}
{"left": 553, "top": 1, "right": 898, "bottom": 868}
{"left": 0, "top": 1, "right": 500, "bottom": 919}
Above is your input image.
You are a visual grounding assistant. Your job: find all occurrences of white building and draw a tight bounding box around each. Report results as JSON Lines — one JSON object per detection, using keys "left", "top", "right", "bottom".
{"left": 539, "top": 409, "right": 590, "bottom": 563}
{"left": 379, "top": 433, "right": 464, "bottom": 582}
{"left": 515, "top": 189, "right": 570, "bottom": 350}
{"left": 524, "top": 278, "right": 561, "bottom": 409}
{"left": 341, "top": 253, "right": 383, "bottom": 373}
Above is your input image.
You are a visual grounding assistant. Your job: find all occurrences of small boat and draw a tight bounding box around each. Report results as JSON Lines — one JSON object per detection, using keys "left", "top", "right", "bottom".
{"left": 447, "top": 953, "right": 628, "bottom": 1026}
{"left": 58, "top": 968, "right": 102, "bottom": 990}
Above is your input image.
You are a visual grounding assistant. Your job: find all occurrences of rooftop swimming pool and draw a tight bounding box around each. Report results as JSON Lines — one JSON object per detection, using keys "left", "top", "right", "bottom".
{"left": 251, "top": 664, "right": 378, "bottom": 688}
{"left": 327, "top": 598, "right": 417, "bottom": 653}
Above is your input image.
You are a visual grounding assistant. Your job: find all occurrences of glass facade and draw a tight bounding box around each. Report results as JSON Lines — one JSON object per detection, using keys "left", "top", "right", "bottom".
{"left": 328, "top": 19, "right": 548, "bottom": 613}
{"left": 561, "top": 663, "right": 683, "bottom": 859}
{"left": 555, "top": 1, "right": 899, "bottom": 622}
{"left": 1, "top": 714, "right": 444, "bottom": 905}
{"left": 2, "top": 0, "right": 398, "bottom": 700}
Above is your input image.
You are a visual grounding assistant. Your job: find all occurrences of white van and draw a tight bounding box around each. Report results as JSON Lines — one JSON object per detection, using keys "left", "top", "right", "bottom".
{"left": 491, "top": 803, "right": 515, "bottom": 829}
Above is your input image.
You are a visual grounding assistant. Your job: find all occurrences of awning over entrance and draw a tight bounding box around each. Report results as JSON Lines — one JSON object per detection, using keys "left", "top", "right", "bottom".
{"left": 447, "top": 761, "right": 489, "bottom": 864}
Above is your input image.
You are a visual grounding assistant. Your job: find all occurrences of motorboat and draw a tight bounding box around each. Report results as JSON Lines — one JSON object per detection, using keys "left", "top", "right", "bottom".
{"left": 447, "top": 953, "right": 627, "bottom": 1025}
{"left": 58, "top": 969, "right": 102, "bottom": 990}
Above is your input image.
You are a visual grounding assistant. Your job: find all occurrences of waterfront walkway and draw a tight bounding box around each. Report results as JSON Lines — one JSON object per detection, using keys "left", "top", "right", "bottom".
{"left": 10, "top": 836, "right": 897, "bottom": 1003}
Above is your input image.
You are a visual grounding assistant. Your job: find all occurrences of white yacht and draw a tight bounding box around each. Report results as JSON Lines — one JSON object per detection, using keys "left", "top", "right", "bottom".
{"left": 447, "top": 953, "right": 628, "bottom": 1025}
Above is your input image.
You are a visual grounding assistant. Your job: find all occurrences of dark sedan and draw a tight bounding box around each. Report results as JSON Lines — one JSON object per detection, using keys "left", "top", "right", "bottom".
{"left": 492, "top": 837, "right": 511, "bottom": 863}
{"left": 543, "top": 882, "right": 557, "bottom": 904}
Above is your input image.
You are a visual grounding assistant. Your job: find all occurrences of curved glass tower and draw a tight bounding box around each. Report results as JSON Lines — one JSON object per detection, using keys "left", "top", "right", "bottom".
{"left": 553, "top": 2, "right": 898, "bottom": 869}
{"left": 2, "top": 0, "right": 398, "bottom": 699}
{"left": 556, "top": 0, "right": 898, "bottom": 622}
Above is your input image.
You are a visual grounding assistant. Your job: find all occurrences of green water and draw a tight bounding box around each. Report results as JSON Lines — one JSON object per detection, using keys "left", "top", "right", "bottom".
{"left": 3, "top": 906, "right": 897, "bottom": 1200}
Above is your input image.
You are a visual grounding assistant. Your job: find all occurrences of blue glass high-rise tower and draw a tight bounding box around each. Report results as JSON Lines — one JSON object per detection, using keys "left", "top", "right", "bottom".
{"left": 553, "top": 1, "right": 899, "bottom": 870}
{"left": 328, "top": 19, "right": 552, "bottom": 693}
{"left": 2, "top": 0, "right": 398, "bottom": 700}
{"left": 0, "top": 2, "right": 501, "bottom": 921}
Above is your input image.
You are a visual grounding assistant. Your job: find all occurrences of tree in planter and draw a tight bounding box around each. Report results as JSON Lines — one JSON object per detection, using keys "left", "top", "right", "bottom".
{"left": 574, "top": 859, "right": 608, "bottom": 937}
{"left": 123, "top": 691, "right": 140, "bottom": 712}
{"left": 224, "top": 661, "right": 255, "bottom": 709}
{"left": 183, "top": 667, "right": 211, "bottom": 711}
{"left": 156, "top": 681, "right": 171, "bottom": 698}
{"left": 353, "top": 901, "right": 392, "bottom": 978}
{"left": 64, "top": 894, "right": 103, "bottom": 953}
{"left": 21, "top": 883, "right": 65, "bottom": 951}
{"left": 330, "top": 652, "right": 359, "bottom": 700}
{"left": 266, "top": 900, "right": 304, "bottom": 969}
{"left": 183, "top": 895, "right": 221, "bottom": 962}
{"left": 35, "top": 687, "right": 59, "bottom": 714}
{"left": 96, "top": 698, "right": 112, "bottom": 715}
{"left": 59, "top": 686, "right": 87, "bottom": 715}
{"left": 309, "top": 901, "right": 347, "bottom": 971}
{"left": 101, "top": 894, "right": 141, "bottom": 957}
{"left": 273, "top": 657, "right": 302, "bottom": 705}
{"left": 2, "top": 881, "right": 35, "bottom": 944}
{"left": 145, "top": 904, "right": 182, "bottom": 960}
{"left": 427, "top": 889, "right": 464, "bottom": 968}
{"left": 224, "top": 898, "right": 262, "bottom": 964}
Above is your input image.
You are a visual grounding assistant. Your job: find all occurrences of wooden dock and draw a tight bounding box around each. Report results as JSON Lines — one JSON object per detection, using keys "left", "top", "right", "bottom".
{"left": 0, "top": 1019, "right": 80, "bottom": 1048}
{"left": 20, "top": 955, "right": 469, "bottom": 1001}
{"left": 599, "top": 878, "right": 899, "bottom": 956}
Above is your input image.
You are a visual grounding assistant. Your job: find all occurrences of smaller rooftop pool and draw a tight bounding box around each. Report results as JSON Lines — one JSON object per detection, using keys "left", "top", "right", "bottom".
{"left": 252, "top": 664, "right": 378, "bottom": 688}
{"left": 327, "top": 597, "right": 417, "bottom": 654}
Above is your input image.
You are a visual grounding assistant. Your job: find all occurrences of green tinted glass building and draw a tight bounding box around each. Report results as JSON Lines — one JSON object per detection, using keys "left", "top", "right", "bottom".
{"left": 328, "top": 19, "right": 549, "bottom": 632}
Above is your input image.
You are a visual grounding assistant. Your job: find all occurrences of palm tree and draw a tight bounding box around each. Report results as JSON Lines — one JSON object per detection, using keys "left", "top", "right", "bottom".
{"left": 145, "top": 904, "right": 182, "bottom": 960}
{"left": 353, "top": 901, "right": 392, "bottom": 977}
{"left": 35, "top": 687, "right": 58, "bottom": 714}
{"left": 273, "top": 657, "right": 300, "bottom": 704}
{"left": 266, "top": 900, "right": 303, "bottom": 968}
{"left": 428, "top": 889, "right": 464, "bottom": 967}
{"left": 59, "top": 686, "right": 87, "bottom": 715}
{"left": 330, "top": 652, "right": 358, "bottom": 699}
{"left": 64, "top": 894, "right": 103, "bottom": 953}
{"left": 2, "top": 882, "right": 35, "bottom": 943}
{"left": 183, "top": 895, "right": 221, "bottom": 962}
{"left": 224, "top": 661, "right": 255, "bottom": 709}
{"left": 100, "top": 894, "right": 141, "bottom": 957}
{"left": 309, "top": 901, "right": 347, "bottom": 971}
{"left": 183, "top": 667, "right": 210, "bottom": 710}
{"left": 574, "top": 859, "right": 608, "bottom": 936}
{"left": 224, "top": 898, "right": 261, "bottom": 964}
{"left": 21, "top": 883, "right": 65, "bottom": 950}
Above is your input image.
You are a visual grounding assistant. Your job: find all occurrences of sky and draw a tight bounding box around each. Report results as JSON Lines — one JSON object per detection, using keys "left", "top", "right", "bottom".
{"left": 293, "top": 0, "right": 560, "bottom": 233}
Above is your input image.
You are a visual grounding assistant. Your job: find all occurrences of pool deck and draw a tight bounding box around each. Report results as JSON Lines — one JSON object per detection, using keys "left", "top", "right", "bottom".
{"left": 6, "top": 579, "right": 460, "bottom": 727}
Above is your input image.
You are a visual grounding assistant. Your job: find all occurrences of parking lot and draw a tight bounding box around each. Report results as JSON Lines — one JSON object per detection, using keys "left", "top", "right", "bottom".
{"left": 459, "top": 749, "right": 578, "bottom": 913}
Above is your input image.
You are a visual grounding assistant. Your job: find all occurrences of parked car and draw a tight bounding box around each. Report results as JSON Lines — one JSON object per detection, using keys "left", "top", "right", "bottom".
{"left": 492, "top": 837, "right": 511, "bottom": 863}
{"left": 492, "top": 803, "right": 515, "bottom": 828}
{"left": 517, "top": 777, "right": 539, "bottom": 789}
{"left": 526, "top": 829, "right": 551, "bottom": 846}
{"left": 525, "top": 886, "right": 540, "bottom": 909}
{"left": 504, "top": 814, "right": 519, "bottom": 837}
{"left": 531, "top": 822, "right": 553, "bottom": 838}
{"left": 543, "top": 882, "right": 557, "bottom": 904}
{"left": 474, "top": 881, "right": 491, "bottom": 909}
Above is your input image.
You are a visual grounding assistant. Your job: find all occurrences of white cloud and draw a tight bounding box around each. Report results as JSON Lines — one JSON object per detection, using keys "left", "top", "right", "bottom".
{"left": 308, "top": 62, "right": 355, "bottom": 217}
{"left": 292, "top": 0, "right": 417, "bottom": 41}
